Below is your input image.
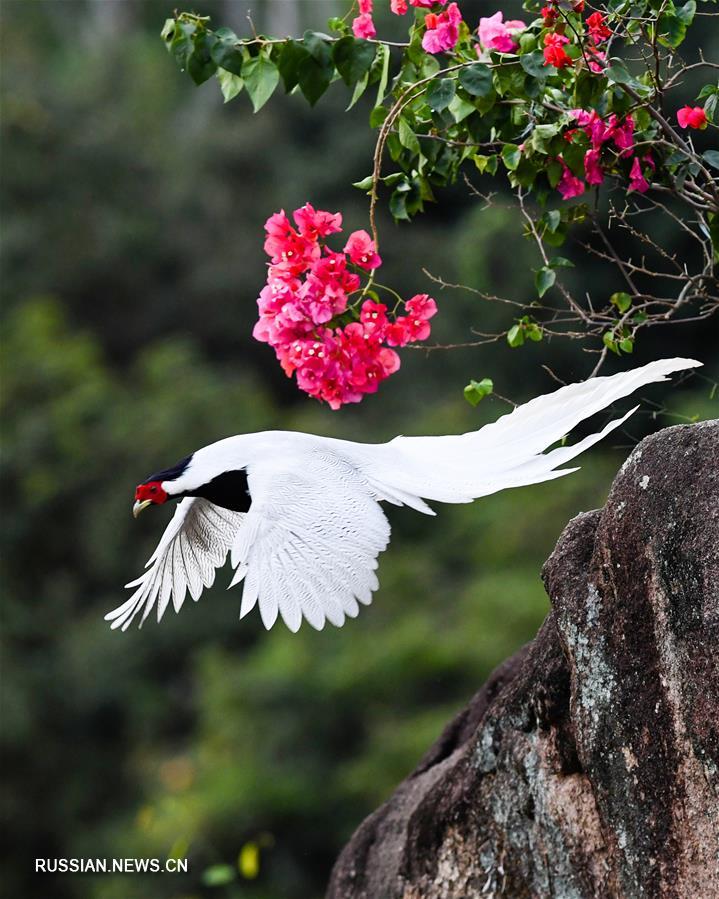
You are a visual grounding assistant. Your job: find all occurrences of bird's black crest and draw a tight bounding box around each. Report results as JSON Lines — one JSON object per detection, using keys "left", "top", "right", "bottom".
{"left": 143, "top": 455, "right": 192, "bottom": 484}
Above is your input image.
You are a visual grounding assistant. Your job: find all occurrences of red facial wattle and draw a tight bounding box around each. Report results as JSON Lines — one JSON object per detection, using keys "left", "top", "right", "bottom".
{"left": 134, "top": 481, "right": 168, "bottom": 505}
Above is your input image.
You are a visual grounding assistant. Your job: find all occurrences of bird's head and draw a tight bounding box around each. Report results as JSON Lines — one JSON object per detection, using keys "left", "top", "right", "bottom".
{"left": 133, "top": 481, "right": 168, "bottom": 518}
{"left": 132, "top": 455, "right": 193, "bottom": 518}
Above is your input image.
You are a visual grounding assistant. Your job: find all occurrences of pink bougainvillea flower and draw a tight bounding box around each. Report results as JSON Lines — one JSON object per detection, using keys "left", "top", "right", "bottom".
{"left": 404, "top": 294, "right": 438, "bottom": 340}
{"left": 584, "top": 148, "right": 604, "bottom": 185}
{"left": 344, "top": 230, "right": 382, "bottom": 270}
{"left": 570, "top": 108, "right": 593, "bottom": 128}
{"left": 422, "top": 3, "right": 462, "bottom": 54}
{"left": 352, "top": 12, "right": 376, "bottom": 38}
{"left": 390, "top": 0, "right": 408, "bottom": 13}
{"left": 677, "top": 106, "right": 708, "bottom": 129}
{"left": 628, "top": 154, "right": 655, "bottom": 193}
{"left": 293, "top": 203, "right": 343, "bottom": 240}
{"left": 587, "top": 47, "right": 607, "bottom": 73}
{"left": 410, "top": 0, "right": 448, "bottom": 8}
{"left": 405, "top": 293, "right": 438, "bottom": 321}
{"left": 358, "top": 0, "right": 373, "bottom": 12}
{"left": 543, "top": 32, "right": 573, "bottom": 68}
{"left": 478, "top": 11, "right": 526, "bottom": 53}
{"left": 628, "top": 156, "right": 649, "bottom": 193}
{"left": 586, "top": 11, "right": 612, "bottom": 43}
{"left": 263, "top": 210, "right": 320, "bottom": 275}
{"left": 609, "top": 114, "right": 634, "bottom": 154}
{"left": 557, "top": 160, "right": 585, "bottom": 199}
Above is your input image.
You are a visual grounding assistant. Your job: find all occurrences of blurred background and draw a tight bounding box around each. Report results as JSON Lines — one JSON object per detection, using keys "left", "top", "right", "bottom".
{"left": 1, "top": 2, "right": 715, "bottom": 898}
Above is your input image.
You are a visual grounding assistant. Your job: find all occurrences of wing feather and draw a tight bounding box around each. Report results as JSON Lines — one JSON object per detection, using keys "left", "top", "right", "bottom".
{"left": 229, "top": 452, "right": 390, "bottom": 631}
{"left": 106, "top": 498, "right": 244, "bottom": 630}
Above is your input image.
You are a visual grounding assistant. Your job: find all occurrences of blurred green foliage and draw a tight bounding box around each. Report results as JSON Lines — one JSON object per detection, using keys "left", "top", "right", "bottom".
{"left": 0, "top": 3, "right": 714, "bottom": 899}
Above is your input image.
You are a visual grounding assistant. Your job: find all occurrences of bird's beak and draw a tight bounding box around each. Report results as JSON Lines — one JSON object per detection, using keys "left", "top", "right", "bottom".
{"left": 132, "top": 499, "right": 153, "bottom": 519}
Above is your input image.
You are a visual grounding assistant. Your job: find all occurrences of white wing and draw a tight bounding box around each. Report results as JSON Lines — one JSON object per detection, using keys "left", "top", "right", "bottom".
{"left": 106, "top": 498, "right": 244, "bottom": 631}
{"left": 354, "top": 357, "right": 702, "bottom": 507}
{"left": 228, "top": 450, "right": 390, "bottom": 633}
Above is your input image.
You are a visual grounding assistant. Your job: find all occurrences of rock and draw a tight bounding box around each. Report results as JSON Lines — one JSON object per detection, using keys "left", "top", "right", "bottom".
{"left": 327, "top": 421, "right": 719, "bottom": 899}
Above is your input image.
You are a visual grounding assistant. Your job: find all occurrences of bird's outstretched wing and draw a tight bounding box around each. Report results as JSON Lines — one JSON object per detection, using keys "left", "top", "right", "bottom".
{"left": 228, "top": 450, "right": 390, "bottom": 633}
{"left": 106, "top": 498, "right": 244, "bottom": 630}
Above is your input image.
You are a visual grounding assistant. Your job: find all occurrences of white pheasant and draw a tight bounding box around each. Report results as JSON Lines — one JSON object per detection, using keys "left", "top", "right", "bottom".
{"left": 107, "top": 358, "right": 701, "bottom": 633}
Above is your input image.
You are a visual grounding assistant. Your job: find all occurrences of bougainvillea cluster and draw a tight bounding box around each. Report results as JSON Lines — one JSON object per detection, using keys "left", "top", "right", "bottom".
{"left": 541, "top": 3, "right": 610, "bottom": 71}
{"left": 554, "top": 110, "right": 655, "bottom": 198}
{"left": 253, "top": 204, "right": 437, "bottom": 408}
{"left": 168, "top": 0, "right": 717, "bottom": 398}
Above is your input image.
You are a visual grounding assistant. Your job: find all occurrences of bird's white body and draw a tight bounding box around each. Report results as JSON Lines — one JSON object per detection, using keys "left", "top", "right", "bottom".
{"left": 107, "top": 358, "right": 701, "bottom": 633}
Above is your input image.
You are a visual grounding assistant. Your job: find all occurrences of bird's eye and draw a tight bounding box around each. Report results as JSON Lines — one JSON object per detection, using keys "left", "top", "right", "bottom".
{"left": 150, "top": 486, "right": 157, "bottom": 493}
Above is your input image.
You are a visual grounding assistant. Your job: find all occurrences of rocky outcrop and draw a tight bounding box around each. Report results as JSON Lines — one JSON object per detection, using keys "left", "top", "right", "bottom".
{"left": 327, "top": 421, "right": 719, "bottom": 899}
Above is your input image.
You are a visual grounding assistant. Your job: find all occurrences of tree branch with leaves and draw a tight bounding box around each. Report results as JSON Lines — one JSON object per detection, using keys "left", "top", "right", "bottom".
{"left": 162, "top": 0, "right": 717, "bottom": 406}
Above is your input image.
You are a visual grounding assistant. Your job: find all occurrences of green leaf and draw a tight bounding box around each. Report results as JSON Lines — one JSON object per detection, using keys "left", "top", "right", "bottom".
{"left": 278, "top": 40, "right": 306, "bottom": 92}
{"left": 535, "top": 266, "right": 556, "bottom": 297}
{"left": 473, "top": 154, "right": 498, "bottom": 175}
{"left": 464, "top": 378, "right": 494, "bottom": 406}
{"left": 705, "top": 94, "right": 718, "bottom": 124}
{"left": 530, "top": 123, "right": 561, "bottom": 154}
{"left": 242, "top": 54, "right": 280, "bottom": 112}
{"left": 297, "top": 31, "right": 333, "bottom": 105}
{"left": 375, "top": 43, "right": 390, "bottom": 107}
{"left": 610, "top": 291, "right": 632, "bottom": 313}
{"left": 676, "top": 1, "right": 696, "bottom": 25}
{"left": 164, "top": 20, "right": 196, "bottom": 69}
{"left": 328, "top": 16, "right": 350, "bottom": 35}
{"left": 602, "top": 331, "right": 619, "bottom": 354}
{"left": 398, "top": 117, "right": 420, "bottom": 155}
{"left": 188, "top": 32, "right": 218, "bottom": 85}
{"left": 161, "top": 18, "right": 176, "bottom": 45}
{"left": 347, "top": 70, "right": 370, "bottom": 110}
{"left": 297, "top": 54, "right": 332, "bottom": 105}
{"left": 501, "top": 143, "right": 521, "bottom": 171}
{"left": 619, "top": 337, "right": 634, "bottom": 353}
{"left": 519, "top": 49, "right": 546, "bottom": 79}
{"left": 302, "top": 30, "right": 332, "bottom": 64}
{"left": 369, "top": 105, "right": 388, "bottom": 127}
{"left": 426, "top": 78, "right": 456, "bottom": 112}
{"left": 333, "top": 37, "right": 375, "bottom": 86}
{"left": 548, "top": 256, "right": 574, "bottom": 268}
{"left": 506, "top": 324, "right": 524, "bottom": 348}
{"left": 703, "top": 150, "right": 719, "bottom": 170}
{"left": 210, "top": 28, "right": 244, "bottom": 76}
{"left": 352, "top": 175, "right": 374, "bottom": 191}
{"left": 217, "top": 67, "right": 244, "bottom": 102}
{"left": 526, "top": 322, "right": 543, "bottom": 342}
{"left": 493, "top": 64, "right": 526, "bottom": 98}
{"left": 606, "top": 57, "right": 631, "bottom": 84}
{"left": 202, "top": 864, "right": 236, "bottom": 887}
{"left": 546, "top": 160, "right": 563, "bottom": 189}
{"left": 606, "top": 57, "right": 652, "bottom": 96}
{"left": 657, "top": 12, "right": 687, "bottom": 48}
{"left": 389, "top": 188, "right": 409, "bottom": 221}
{"left": 697, "top": 84, "right": 719, "bottom": 100}
{"left": 449, "top": 94, "right": 475, "bottom": 124}
{"left": 544, "top": 210, "right": 561, "bottom": 232}
{"left": 458, "top": 64, "right": 493, "bottom": 97}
